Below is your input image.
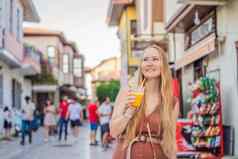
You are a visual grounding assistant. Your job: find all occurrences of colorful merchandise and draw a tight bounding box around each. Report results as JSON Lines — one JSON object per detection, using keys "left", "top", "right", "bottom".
{"left": 190, "top": 77, "right": 223, "bottom": 158}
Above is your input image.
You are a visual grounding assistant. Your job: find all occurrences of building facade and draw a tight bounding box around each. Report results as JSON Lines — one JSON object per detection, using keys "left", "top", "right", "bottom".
{"left": 0, "top": 0, "right": 40, "bottom": 109}
{"left": 107, "top": 0, "right": 167, "bottom": 87}
{"left": 90, "top": 57, "right": 120, "bottom": 99}
{"left": 23, "top": 27, "right": 85, "bottom": 110}
{"left": 165, "top": 0, "right": 238, "bottom": 155}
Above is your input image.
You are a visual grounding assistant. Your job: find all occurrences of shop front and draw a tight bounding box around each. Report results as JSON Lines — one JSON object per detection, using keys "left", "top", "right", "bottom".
{"left": 165, "top": 3, "right": 230, "bottom": 158}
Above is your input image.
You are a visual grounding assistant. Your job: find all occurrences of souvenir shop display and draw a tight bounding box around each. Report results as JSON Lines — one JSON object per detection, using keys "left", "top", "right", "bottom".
{"left": 190, "top": 77, "right": 224, "bottom": 158}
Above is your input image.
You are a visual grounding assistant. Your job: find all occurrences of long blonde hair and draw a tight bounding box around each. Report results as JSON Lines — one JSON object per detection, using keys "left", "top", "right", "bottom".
{"left": 123, "top": 44, "right": 177, "bottom": 157}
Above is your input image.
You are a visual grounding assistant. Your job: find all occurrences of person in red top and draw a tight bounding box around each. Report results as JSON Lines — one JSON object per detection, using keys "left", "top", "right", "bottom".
{"left": 170, "top": 63, "right": 181, "bottom": 117}
{"left": 58, "top": 96, "right": 69, "bottom": 141}
{"left": 87, "top": 99, "right": 99, "bottom": 145}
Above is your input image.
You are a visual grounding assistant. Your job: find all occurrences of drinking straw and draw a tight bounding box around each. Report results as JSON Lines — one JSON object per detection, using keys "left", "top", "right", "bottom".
{"left": 140, "top": 78, "right": 146, "bottom": 87}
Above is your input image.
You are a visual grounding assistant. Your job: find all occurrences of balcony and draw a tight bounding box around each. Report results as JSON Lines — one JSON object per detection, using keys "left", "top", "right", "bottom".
{"left": 74, "top": 76, "right": 84, "bottom": 88}
{"left": 20, "top": 45, "right": 41, "bottom": 76}
{"left": 63, "top": 73, "right": 74, "bottom": 86}
{"left": 166, "top": 4, "right": 217, "bottom": 33}
{"left": 177, "top": 0, "right": 227, "bottom": 6}
{"left": 30, "top": 59, "right": 57, "bottom": 85}
{"left": 175, "top": 33, "right": 216, "bottom": 69}
{"left": 0, "top": 29, "right": 23, "bottom": 68}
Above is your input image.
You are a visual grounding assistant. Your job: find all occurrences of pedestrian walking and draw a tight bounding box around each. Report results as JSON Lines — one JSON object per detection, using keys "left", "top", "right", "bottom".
{"left": 3, "top": 106, "right": 12, "bottom": 140}
{"left": 111, "top": 44, "right": 179, "bottom": 159}
{"left": 58, "top": 96, "right": 69, "bottom": 142}
{"left": 87, "top": 99, "right": 99, "bottom": 146}
{"left": 68, "top": 97, "right": 82, "bottom": 141}
{"left": 44, "top": 100, "right": 56, "bottom": 142}
{"left": 98, "top": 97, "right": 112, "bottom": 150}
{"left": 20, "top": 96, "right": 36, "bottom": 145}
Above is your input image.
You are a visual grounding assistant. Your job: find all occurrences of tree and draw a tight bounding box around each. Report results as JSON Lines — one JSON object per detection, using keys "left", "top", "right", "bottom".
{"left": 96, "top": 80, "right": 120, "bottom": 104}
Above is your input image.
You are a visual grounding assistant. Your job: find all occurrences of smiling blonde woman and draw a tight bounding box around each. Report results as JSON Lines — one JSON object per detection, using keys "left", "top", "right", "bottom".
{"left": 111, "top": 44, "right": 179, "bottom": 159}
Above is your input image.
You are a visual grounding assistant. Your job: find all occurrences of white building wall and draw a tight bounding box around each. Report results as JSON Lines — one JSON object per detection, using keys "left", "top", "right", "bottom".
{"left": 0, "top": 62, "right": 33, "bottom": 110}
{"left": 0, "top": 61, "right": 12, "bottom": 108}
{"left": 164, "top": 0, "right": 183, "bottom": 24}
{"left": 181, "top": 64, "right": 194, "bottom": 116}
{"left": 16, "top": 0, "right": 24, "bottom": 42}
{"left": 11, "top": 69, "right": 25, "bottom": 109}
{"left": 22, "top": 79, "right": 32, "bottom": 107}
{"left": 216, "top": 0, "right": 238, "bottom": 154}
{"left": 164, "top": 0, "right": 185, "bottom": 63}
{"left": 1, "top": 0, "right": 24, "bottom": 41}
{"left": 165, "top": 0, "right": 238, "bottom": 154}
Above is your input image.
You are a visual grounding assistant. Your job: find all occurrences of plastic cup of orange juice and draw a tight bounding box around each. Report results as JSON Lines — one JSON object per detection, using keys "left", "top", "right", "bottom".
{"left": 131, "top": 87, "right": 144, "bottom": 108}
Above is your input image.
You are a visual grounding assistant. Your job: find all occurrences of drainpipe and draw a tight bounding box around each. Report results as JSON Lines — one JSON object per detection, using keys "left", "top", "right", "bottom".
{"left": 2, "top": 29, "right": 5, "bottom": 48}
{"left": 172, "top": 31, "right": 176, "bottom": 72}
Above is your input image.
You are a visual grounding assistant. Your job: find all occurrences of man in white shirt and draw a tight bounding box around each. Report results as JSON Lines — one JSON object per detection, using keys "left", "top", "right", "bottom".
{"left": 68, "top": 97, "right": 82, "bottom": 139}
{"left": 20, "top": 96, "right": 35, "bottom": 145}
{"left": 98, "top": 97, "right": 112, "bottom": 150}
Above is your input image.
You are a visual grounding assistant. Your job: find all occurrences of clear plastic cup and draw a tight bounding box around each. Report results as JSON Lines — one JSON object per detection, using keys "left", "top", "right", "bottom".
{"left": 130, "top": 87, "right": 144, "bottom": 108}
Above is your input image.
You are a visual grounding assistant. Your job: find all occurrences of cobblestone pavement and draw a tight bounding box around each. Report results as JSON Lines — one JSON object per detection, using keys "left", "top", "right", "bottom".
{"left": 0, "top": 123, "right": 114, "bottom": 159}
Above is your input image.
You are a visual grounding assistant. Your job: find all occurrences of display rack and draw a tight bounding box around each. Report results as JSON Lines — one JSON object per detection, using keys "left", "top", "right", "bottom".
{"left": 190, "top": 77, "right": 224, "bottom": 158}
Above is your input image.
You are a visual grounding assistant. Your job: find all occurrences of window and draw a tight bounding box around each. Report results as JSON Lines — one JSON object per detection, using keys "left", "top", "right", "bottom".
{"left": 0, "top": 1, "right": 3, "bottom": 22}
{"left": 130, "top": 20, "right": 137, "bottom": 35}
{"left": 63, "top": 54, "right": 69, "bottom": 73}
{"left": 12, "top": 79, "right": 22, "bottom": 109}
{"left": 74, "top": 58, "right": 82, "bottom": 77}
{"left": 47, "top": 46, "right": 56, "bottom": 64}
{"left": 0, "top": 75, "right": 3, "bottom": 105}
{"left": 143, "top": 0, "right": 148, "bottom": 31}
{"left": 9, "top": 0, "right": 13, "bottom": 33}
{"left": 194, "top": 58, "right": 204, "bottom": 81}
{"left": 16, "top": 9, "right": 20, "bottom": 41}
{"left": 236, "top": 46, "right": 238, "bottom": 84}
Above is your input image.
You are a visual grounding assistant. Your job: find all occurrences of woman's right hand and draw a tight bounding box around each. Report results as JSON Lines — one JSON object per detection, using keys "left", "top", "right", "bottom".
{"left": 125, "top": 89, "right": 137, "bottom": 108}
{"left": 124, "top": 89, "right": 138, "bottom": 119}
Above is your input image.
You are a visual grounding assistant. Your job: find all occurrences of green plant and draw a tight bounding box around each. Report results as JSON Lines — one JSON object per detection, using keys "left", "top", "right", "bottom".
{"left": 31, "top": 73, "right": 58, "bottom": 85}
{"left": 96, "top": 80, "right": 120, "bottom": 104}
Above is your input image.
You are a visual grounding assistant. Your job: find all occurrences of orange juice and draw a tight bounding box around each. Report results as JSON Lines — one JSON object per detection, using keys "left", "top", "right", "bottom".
{"left": 131, "top": 92, "right": 144, "bottom": 108}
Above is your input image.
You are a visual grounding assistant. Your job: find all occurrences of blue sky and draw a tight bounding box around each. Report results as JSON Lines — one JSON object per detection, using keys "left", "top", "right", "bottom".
{"left": 26, "top": 0, "right": 120, "bottom": 67}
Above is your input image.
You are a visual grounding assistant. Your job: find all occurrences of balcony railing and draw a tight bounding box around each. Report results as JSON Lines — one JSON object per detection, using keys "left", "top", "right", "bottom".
{"left": 24, "top": 45, "right": 41, "bottom": 63}
{"left": 22, "top": 45, "right": 41, "bottom": 75}
{"left": 74, "top": 76, "right": 84, "bottom": 88}
{"left": 177, "top": 0, "right": 227, "bottom": 5}
{"left": 0, "top": 29, "right": 22, "bottom": 68}
{"left": 184, "top": 12, "right": 216, "bottom": 50}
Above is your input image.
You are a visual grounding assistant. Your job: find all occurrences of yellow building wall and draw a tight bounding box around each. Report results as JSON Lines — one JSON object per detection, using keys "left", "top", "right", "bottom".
{"left": 118, "top": 5, "right": 140, "bottom": 74}
{"left": 92, "top": 60, "right": 117, "bottom": 79}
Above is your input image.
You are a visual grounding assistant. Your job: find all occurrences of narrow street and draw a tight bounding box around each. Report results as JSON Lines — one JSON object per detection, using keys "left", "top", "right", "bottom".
{"left": 0, "top": 123, "right": 114, "bottom": 159}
